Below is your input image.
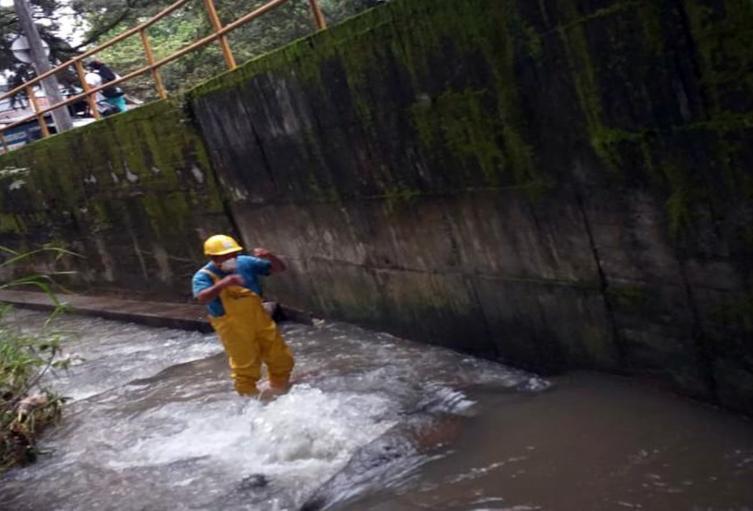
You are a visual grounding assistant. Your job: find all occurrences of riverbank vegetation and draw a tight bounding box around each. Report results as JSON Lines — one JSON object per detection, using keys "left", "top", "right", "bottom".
{"left": 0, "top": 312, "right": 66, "bottom": 472}
{"left": 0, "top": 247, "right": 73, "bottom": 473}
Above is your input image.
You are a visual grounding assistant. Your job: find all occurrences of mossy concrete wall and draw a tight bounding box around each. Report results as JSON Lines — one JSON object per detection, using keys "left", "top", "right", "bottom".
{"left": 0, "top": 0, "right": 750, "bottom": 414}
{"left": 0, "top": 100, "right": 234, "bottom": 297}
{"left": 189, "top": 0, "right": 753, "bottom": 413}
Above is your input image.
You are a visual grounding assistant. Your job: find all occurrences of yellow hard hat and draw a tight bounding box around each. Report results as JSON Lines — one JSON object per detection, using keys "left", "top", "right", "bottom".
{"left": 203, "top": 234, "right": 243, "bottom": 256}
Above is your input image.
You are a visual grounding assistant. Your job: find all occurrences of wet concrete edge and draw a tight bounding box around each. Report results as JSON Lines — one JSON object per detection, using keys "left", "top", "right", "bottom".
{"left": 0, "top": 290, "right": 313, "bottom": 332}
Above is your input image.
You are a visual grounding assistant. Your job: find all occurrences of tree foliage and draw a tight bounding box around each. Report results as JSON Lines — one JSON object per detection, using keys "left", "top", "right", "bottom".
{"left": 0, "top": 1, "right": 162, "bottom": 92}
{"left": 0, "top": 1, "right": 68, "bottom": 69}
{"left": 0, "top": 0, "right": 385, "bottom": 100}
{"left": 92, "top": 0, "right": 384, "bottom": 100}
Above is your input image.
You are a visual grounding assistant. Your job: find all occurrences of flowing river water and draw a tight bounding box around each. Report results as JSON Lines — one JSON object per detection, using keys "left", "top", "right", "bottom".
{"left": 1, "top": 309, "right": 752, "bottom": 510}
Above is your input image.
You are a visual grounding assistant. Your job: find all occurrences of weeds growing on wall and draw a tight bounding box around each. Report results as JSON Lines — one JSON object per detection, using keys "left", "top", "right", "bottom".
{"left": 0, "top": 246, "right": 77, "bottom": 474}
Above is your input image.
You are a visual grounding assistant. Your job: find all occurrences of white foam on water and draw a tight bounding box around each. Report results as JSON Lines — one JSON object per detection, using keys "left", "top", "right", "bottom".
{"left": 418, "top": 384, "right": 477, "bottom": 415}
{"left": 0, "top": 311, "right": 557, "bottom": 510}
{"left": 44, "top": 320, "right": 223, "bottom": 401}
{"left": 109, "top": 384, "right": 397, "bottom": 492}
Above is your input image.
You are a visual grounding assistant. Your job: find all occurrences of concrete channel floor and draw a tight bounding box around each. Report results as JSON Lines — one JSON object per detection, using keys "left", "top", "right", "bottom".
{"left": 0, "top": 289, "right": 312, "bottom": 332}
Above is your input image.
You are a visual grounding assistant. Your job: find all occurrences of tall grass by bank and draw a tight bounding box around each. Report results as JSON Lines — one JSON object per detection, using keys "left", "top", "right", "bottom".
{"left": 0, "top": 246, "right": 76, "bottom": 473}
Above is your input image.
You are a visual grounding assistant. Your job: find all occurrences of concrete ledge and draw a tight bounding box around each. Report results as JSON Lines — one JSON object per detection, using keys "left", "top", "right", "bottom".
{"left": 0, "top": 290, "right": 313, "bottom": 331}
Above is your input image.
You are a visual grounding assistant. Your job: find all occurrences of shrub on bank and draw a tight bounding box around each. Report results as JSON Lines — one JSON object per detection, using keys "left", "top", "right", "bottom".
{"left": 0, "top": 312, "right": 67, "bottom": 471}
{"left": 0, "top": 246, "right": 75, "bottom": 473}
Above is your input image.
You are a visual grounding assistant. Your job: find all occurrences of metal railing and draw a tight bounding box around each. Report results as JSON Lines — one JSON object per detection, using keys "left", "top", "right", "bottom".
{"left": 0, "top": 0, "right": 327, "bottom": 153}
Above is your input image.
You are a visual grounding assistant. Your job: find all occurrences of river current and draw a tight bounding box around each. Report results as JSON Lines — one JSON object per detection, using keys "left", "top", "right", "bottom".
{"left": 1, "top": 309, "right": 751, "bottom": 510}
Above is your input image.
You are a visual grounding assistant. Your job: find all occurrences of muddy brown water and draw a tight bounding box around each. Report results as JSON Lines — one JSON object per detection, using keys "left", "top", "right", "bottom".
{"left": 0, "top": 309, "right": 751, "bottom": 510}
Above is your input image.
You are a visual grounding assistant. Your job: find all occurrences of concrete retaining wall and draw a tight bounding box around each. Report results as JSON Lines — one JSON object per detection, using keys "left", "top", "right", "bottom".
{"left": 1, "top": 0, "right": 751, "bottom": 413}
{"left": 0, "top": 100, "right": 234, "bottom": 298}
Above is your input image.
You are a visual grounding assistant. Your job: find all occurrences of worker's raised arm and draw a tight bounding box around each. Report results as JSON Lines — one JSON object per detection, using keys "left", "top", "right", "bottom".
{"left": 253, "top": 248, "right": 286, "bottom": 274}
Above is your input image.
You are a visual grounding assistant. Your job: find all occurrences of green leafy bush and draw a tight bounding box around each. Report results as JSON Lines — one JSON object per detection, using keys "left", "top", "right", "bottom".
{"left": 0, "top": 311, "right": 68, "bottom": 472}
{"left": 0, "top": 246, "right": 76, "bottom": 473}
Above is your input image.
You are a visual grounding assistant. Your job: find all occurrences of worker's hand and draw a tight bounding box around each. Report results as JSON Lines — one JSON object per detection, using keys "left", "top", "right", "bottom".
{"left": 220, "top": 274, "right": 244, "bottom": 288}
{"left": 253, "top": 247, "right": 286, "bottom": 273}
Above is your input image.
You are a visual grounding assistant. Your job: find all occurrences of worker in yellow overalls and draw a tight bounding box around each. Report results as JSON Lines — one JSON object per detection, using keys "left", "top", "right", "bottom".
{"left": 192, "top": 234, "right": 294, "bottom": 396}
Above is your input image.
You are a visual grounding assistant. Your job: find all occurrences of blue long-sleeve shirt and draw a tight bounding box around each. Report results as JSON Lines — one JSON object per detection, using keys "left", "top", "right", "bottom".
{"left": 191, "top": 255, "right": 271, "bottom": 317}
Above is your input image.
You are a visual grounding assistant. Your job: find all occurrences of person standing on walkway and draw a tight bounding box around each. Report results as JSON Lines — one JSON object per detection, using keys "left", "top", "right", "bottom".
{"left": 85, "top": 60, "right": 127, "bottom": 114}
{"left": 192, "top": 234, "right": 294, "bottom": 397}
{"left": 8, "top": 65, "right": 31, "bottom": 110}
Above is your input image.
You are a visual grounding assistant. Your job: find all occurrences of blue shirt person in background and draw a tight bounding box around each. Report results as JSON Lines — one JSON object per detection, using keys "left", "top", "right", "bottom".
{"left": 192, "top": 234, "right": 294, "bottom": 397}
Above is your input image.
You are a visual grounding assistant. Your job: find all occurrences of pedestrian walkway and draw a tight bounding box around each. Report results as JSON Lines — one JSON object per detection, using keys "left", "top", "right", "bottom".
{"left": 0, "top": 289, "right": 311, "bottom": 329}
{"left": 0, "top": 289, "right": 214, "bottom": 331}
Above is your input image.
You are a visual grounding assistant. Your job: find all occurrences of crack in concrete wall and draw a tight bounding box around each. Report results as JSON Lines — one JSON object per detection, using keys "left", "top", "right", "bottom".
{"left": 187, "top": 0, "right": 753, "bottom": 413}
{"left": 0, "top": 0, "right": 751, "bottom": 414}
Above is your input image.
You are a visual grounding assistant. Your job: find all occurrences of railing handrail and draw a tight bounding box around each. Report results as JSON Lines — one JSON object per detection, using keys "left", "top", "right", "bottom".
{"left": 0, "top": 0, "right": 193, "bottom": 104}
{"left": 0, "top": 0, "right": 327, "bottom": 150}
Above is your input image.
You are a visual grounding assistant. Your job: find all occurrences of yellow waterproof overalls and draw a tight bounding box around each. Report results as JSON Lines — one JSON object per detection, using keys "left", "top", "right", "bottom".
{"left": 200, "top": 268, "right": 294, "bottom": 396}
